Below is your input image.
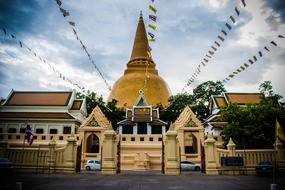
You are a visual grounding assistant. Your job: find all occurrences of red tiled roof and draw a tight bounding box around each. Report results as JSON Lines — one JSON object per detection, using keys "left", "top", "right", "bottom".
{"left": 214, "top": 97, "right": 227, "bottom": 108}
{"left": 225, "top": 93, "right": 262, "bottom": 105}
{"left": 71, "top": 100, "right": 83, "bottom": 110}
{"left": 5, "top": 91, "right": 72, "bottom": 106}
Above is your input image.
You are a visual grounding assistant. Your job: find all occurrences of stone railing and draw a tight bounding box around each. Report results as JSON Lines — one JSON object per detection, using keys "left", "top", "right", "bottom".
{"left": 205, "top": 136, "right": 284, "bottom": 175}
{"left": 0, "top": 135, "right": 78, "bottom": 173}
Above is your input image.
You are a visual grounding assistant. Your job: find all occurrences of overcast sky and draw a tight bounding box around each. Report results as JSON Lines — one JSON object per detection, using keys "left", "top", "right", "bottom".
{"left": 0, "top": 0, "right": 285, "bottom": 101}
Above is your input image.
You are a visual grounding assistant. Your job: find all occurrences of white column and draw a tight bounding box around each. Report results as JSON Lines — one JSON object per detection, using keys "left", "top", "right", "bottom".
{"left": 162, "top": 126, "right": 166, "bottom": 134}
{"left": 133, "top": 124, "right": 137, "bottom": 135}
{"left": 119, "top": 126, "right": 122, "bottom": 134}
{"left": 147, "top": 124, "right": 152, "bottom": 135}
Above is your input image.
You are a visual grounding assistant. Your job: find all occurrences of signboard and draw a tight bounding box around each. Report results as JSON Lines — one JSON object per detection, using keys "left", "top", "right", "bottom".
{"left": 221, "top": 157, "right": 244, "bottom": 167}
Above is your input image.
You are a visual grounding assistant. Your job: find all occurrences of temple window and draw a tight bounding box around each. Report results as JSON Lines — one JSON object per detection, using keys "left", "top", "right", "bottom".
{"left": 63, "top": 126, "right": 71, "bottom": 134}
{"left": 151, "top": 125, "right": 162, "bottom": 134}
{"left": 8, "top": 128, "right": 17, "bottom": 133}
{"left": 122, "top": 125, "right": 133, "bottom": 134}
{"left": 36, "top": 128, "right": 44, "bottom": 134}
{"left": 137, "top": 123, "right": 147, "bottom": 134}
{"left": 86, "top": 134, "right": 100, "bottom": 153}
{"left": 20, "top": 128, "right": 26, "bottom": 133}
{"left": 49, "top": 129, "right": 58, "bottom": 134}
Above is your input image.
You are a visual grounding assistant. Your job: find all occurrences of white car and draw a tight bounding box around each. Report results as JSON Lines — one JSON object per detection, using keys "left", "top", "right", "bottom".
{"left": 180, "top": 160, "right": 201, "bottom": 171}
{"left": 85, "top": 160, "right": 101, "bottom": 171}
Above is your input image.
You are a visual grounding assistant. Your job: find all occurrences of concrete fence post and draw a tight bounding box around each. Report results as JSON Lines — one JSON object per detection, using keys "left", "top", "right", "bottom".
{"left": 164, "top": 130, "right": 180, "bottom": 175}
{"left": 101, "top": 130, "right": 117, "bottom": 175}
{"left": 227, "top": 137, "right": 236, "bottom": 157}
{"left": 205, "top": 135, "right": 218, "bottom": 175}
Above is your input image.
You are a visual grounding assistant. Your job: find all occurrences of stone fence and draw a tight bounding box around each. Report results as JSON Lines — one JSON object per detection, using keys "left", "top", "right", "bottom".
{"left": 0, "top": 135, "right": 78, "bottom": 173}
{"left": 205, "top": 136, "right": 285, "bottom": 175}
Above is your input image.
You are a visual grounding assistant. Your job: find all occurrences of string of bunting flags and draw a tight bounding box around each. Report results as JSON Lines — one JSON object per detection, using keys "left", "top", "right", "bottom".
{"left": 1, "top": 27, "right": 87, "bottom": 93}
{"left": 55, "top": 0, "right": 112, "bottom": 91}
{"left": 143, "top": 0, "right": 158, "bottom": 90}
{"left": 182, "top": 0, "right": 248, "bottom": 91}
{"left": 221, "top": 35, "right": 285, "bottom": 83}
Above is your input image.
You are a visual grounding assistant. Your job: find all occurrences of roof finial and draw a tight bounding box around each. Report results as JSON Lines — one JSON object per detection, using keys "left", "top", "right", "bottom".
{"left": 140, "top": 10, "right": 143, "bottom": 18}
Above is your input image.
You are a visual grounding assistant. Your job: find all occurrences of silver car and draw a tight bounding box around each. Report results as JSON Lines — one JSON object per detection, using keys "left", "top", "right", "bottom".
{"left": 180, "top": 160, "right": 201, "bottom": 171}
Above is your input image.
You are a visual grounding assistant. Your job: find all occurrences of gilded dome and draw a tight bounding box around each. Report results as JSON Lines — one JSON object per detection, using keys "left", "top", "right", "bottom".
{"left": 107, "top": 14, "right": 171, "bottom": 108}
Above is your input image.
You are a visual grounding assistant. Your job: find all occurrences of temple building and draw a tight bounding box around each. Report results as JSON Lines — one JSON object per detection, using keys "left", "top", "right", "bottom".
{"left": 108, "top": 14, "right": 171, "bottom": 108}
{"left": 204, "top": 92, "right": 263, "bottom": 145}
{"left": 0, "top": 90, "right": 87, "bottom": 146}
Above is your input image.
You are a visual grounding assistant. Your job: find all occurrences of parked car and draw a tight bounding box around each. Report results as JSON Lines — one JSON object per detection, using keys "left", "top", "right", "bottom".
{"left": 180, "top": 160, "right": 201, "bottom": 171}
{"left": 85, "top": 160, "right": 101, "bottom": 171}
{"left": 255, "top": 161, "right": 276, "bottom": 175}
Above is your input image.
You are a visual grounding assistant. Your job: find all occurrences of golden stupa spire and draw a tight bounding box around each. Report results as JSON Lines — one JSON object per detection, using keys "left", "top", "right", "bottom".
{"left": 129, "top": 13, "right": 153, "bottom": 63}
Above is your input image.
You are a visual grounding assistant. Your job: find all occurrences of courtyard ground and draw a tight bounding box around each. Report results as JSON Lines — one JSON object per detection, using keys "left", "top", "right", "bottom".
{"left": 1, "top": 171, "right": 285, "bottom": 190}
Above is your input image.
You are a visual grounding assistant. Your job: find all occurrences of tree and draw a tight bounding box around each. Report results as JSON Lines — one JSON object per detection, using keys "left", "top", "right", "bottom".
{"left": 192, "top": 81, "right": 226, "bottom": 119}
{"left": 158, "top": 80, "right": 226, "bottom": 123}
{"left": 220, "top": 101, "right": 285, "bottom": 149}
{"left": 259, "top": 81, "right": 283, "bottom": 105}
{"left": 158, "top": 93, "right": 194, "bottom": 124}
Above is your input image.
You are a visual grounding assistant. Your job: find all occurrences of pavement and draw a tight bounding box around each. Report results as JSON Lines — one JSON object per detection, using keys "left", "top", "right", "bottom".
{"left": 1, "top": 170, "right": 285, "bottom": 190}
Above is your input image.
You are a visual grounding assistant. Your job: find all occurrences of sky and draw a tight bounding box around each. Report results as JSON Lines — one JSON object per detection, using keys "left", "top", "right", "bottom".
{"left": 0, "top": 0, "right": 285, "bottom": 101}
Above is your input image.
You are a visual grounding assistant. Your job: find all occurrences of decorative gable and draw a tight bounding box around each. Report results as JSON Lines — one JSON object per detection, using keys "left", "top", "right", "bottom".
{"left": 80, "top": 106, "right": 112, "bottom": 129}
{"left": 173, "top": 106, "right": 203, "bottom": 130}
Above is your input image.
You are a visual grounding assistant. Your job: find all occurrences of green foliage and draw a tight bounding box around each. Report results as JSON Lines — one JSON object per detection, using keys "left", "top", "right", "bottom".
{"left": 76, "top": 91, "right": 124, "bottom": 130}
{"left": 158, "top": 80, "right": 226, "bottom": 123}
{"left": 221, "top": 101, "right": 285, "bottom": 149}
{"left": 259, "top": 81, "right": 283, "bottom": 105}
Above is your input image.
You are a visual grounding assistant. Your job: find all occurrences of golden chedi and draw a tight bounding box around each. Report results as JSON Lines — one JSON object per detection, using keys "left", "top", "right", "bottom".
{"left": 108, "top": 14, "right": 171, "bottom": 108}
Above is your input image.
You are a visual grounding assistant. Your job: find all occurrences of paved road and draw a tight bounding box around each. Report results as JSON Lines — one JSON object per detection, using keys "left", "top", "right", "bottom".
{"left": 1, "top": 171, "right": 285, "bottom": 190}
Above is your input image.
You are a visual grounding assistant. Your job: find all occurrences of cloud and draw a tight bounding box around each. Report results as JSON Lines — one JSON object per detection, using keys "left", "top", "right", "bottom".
{"left": 0, "top": 0, "right": 285, "bottom": 102}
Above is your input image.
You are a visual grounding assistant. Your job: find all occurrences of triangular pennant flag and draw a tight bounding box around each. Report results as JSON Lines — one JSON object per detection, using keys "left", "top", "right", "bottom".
{"left": 148, "top": 38, "right": 156, "bottom": 42}
{"left": 2, "top": 28, "right": 6, "bottom": 35}
{"left": 278, "top": 35, "right": 285, "bottom": 38}
{"left": 221, "top": 30, "right": 227, "bottom": 36}
{"left": 226, "top": 77, "right": 230, "bottom": 81}
{"left": 225, "top": 23, "right": 232, "bottom": 30}
{"left": 214, "top": 41, "right": 220, "bottom": 47}
{"left": 230, "top": 16, "right": 236, "bottom": 23}
{"left": 148, "top": 24, "right": 157, "bottom": 30}
{"left": 148, "top": 32, "right": 155, "bottom": 39}
{"left": 19, "top": 41, "right": 22, "bottom": 48}
{"left": 248, "top": 59, "right": 254, "bottom": 64}
{"left": 229, "top": 74, "right": 234, "bottom": 78}
{"left": 235, "top": 7, "right": 240, "bottom": 16}
{"left": 218, "top": 35, "right": 224, "bottom": 41}
{"left": 34, "top": 52, "right": 37, "bottom": 57}
{"left": 60, "top": 8, "right": 70, "bottom": 17}
{"left": 240, "top": 66, "right": 245, "bottom": 70}
{"left": 149, "top": 15, "right": 157, "bottom": 22}
{"left": 253, "top": 56, "right": 257, "bottom": 61}
{"left": 241, "top": 0, "right": 246, "bottom": 7}
{"left": 244, "top": 63, "right": 249, "bottom": 67}
{"left": 68, "top": 21, "right": 75, "bottom": 27}
{"left": 258, "top": 51, "right": 262, "bottom": 57}
{"left": 271, "top": 41, "right": 277, "bottom": 46}
{"left": 203, "top": 58, "right": 208, "bottom": 63}
{"left": 11, "top": 34, "right": 16, "bottom": 39}
{"left": 56, "top": 0, "right": 62, "bottom": 6}
{"left": 201, "top": 62, "right": 206, "bottom": 66}
{"left": 237, "top": 69, "right": 242, "bottom": 73}
{"left": 208, "top": 50, "right": 214, "bottom": 55}
{"left": 206, "top": 54, "right": 212, "bottom": 58}
{"left": 149, "top": 5, "right": 157, "bottom": 14}
{"left": 233, "top": 71, "right": 238, "bottom": 75}
{"left": 211, "top": 46, "right": 217, "bottom": 51}
{"left": 264, "top": 46, "right": 270, "bottom": 51}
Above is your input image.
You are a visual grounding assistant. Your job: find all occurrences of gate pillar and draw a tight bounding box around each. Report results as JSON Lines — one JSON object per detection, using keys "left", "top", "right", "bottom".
{"left": 101, "top": 130, "right": 118, "bottom": 175}
{"left": 164, "top": 130, "right": 180, "bottom": 175}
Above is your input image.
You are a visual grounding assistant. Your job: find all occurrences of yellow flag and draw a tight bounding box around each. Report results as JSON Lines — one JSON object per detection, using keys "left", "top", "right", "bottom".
{"left": 276, "top": 119, "right": 285, "bottom": 141}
